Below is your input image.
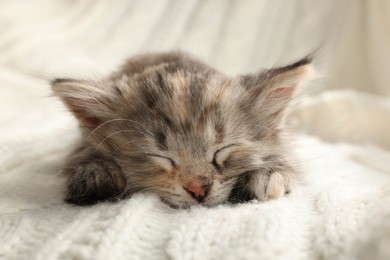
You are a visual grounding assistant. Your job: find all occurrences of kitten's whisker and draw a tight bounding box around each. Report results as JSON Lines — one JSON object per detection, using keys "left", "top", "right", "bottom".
{"left": 87, "top": 118, "right": 154, "bottom": 141}
{"left": 87, "top": 118, "right": 132, "bottom": 140}
{"left": 94, "top": 130, "right": 147, "bottom": 151}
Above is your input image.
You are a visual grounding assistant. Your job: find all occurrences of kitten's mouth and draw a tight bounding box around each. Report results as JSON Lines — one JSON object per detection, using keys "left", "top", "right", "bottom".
{"left": 160, "top": 188, "right": 213, "bottom": 209}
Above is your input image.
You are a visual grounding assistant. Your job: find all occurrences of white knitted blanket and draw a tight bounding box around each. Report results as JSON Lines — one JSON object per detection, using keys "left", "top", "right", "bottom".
{"left": 1, "top": 1, "right": 390, "bottom": 259}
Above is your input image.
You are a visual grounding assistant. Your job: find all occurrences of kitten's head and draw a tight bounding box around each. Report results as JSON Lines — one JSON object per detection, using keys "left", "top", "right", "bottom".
{"left": 52, "top": 52, "right": 313, "bottom": 208}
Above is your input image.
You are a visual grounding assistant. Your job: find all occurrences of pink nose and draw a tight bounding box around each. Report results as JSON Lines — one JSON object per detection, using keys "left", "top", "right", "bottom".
{"left": 186, "top": 183, "right": 206, "bottom": 196}
{"left": 184, "top": 183, "right": 212, "bottom": 202}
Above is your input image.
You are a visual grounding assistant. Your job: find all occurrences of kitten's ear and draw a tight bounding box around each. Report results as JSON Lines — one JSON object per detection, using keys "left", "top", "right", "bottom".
{"left": 241, "top": 56, "right": 314, "bottom": 118}
{"left": 51, "top": 78, "right": 115, "bottom": 128}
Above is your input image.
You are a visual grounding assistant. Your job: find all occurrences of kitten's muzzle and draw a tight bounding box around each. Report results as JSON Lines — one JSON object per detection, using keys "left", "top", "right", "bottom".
{"left": 183, "top": 183, "right": 212, "bottom": 203}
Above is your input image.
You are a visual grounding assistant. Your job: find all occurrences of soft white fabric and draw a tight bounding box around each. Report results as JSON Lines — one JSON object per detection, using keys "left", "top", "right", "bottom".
{"left": 1, "top": 1, "right": 390, "bottom": 259}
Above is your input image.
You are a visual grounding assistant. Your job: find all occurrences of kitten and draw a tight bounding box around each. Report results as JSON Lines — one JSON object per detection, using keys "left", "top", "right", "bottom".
{"left": 52, "top": 51, "right": 313, "bottom": 208}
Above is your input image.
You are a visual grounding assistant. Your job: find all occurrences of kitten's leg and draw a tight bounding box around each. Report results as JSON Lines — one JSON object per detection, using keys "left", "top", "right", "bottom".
{"left": 63, "top": 146, "right": 126, "bottom": 205}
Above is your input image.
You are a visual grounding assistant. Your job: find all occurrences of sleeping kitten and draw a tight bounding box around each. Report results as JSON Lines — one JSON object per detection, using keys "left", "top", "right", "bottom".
{"left": 52, "top": 51, "right": 313, "bottom": 208}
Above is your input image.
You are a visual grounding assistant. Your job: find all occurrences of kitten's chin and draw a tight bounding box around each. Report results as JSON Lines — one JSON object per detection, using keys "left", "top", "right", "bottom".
{"left": 160, "top": 195, "right": 228, "bottom": 209}
{"left": 160, "top": 198, "right": 194, "bottom": 209}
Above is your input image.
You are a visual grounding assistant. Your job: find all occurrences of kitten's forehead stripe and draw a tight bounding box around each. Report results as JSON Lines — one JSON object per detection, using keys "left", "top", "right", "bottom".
{"left": 181, "top": 120, "right": 192, "bottom": 133}
{"left": 140, "top": 80, "right": 160, "bottom": 109}
{"left": 114, "top": 85, "right": 124, "bottom": 97}
{"left": 156, "top": 73, "right": 172, "bottom": 97}
{"left": 214, "top": 120, "right": 224, "bottom": 144}
{"left": 188, "top": 75, "right": 206, "bottom": 118}
{"left": 158, "top": 112, "right": 177, "bottom": 131}
{"left": 155, "top": 131, "right": 167, "bottom": 150}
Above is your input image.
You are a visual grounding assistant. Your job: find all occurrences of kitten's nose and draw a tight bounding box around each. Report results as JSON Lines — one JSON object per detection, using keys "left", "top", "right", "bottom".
{"left": 184, "top": 183, "right": 211, "bottom": 202}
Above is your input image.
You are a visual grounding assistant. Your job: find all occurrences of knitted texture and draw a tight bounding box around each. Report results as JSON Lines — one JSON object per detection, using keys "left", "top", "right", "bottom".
{"left": 1, "top": 1, "right": 390, "bottom": 259}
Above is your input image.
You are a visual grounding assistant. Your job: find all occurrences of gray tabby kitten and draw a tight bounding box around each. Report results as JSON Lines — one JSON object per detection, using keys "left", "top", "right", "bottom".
{"left": 52, "top": 51, "right": 313, "bottom": 208}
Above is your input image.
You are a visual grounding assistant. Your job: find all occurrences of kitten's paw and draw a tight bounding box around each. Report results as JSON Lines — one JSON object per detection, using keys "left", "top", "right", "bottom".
{"left": 265, "top": 172, "right": 287, "bottom": 200}
{"left": 252, "top": 172, "right": 289, "bottom": 201}
{"left": 65, "top": 159, "right": 126, "bottom": 205}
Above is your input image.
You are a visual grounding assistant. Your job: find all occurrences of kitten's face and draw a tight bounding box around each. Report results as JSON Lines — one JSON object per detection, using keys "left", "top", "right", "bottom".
{"left": 52, "top": 52, "right": 312, "bottom": 208}
{"left": 105, "top": 72, "right": 275, "bottom": 208}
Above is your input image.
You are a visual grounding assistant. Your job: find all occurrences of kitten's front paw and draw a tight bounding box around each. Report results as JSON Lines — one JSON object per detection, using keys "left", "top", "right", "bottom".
{"left": 251, "top": 172, "right": 290, "bottom": 201}
{"left": 65, "top": 158, "right": 126, "bottom": 205}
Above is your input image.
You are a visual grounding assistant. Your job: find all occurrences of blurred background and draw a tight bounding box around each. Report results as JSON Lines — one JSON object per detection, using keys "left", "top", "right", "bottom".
{"left": 0, "top": 0, "right": 389, "bottom": 147}
{"left": 0, "top": 0, "right": 389, "bottom": 93}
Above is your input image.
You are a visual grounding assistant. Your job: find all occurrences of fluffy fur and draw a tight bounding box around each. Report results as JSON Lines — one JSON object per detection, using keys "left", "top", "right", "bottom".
{"left": 52, "top": 51, "right": 313, "bottom": 208}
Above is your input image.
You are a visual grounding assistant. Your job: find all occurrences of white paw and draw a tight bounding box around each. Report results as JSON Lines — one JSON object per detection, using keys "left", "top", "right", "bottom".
{"left": 265, "top": 172, "right": 286, "bottom": 200}
{"left": 251, "top": 172, "right": 288, "bottom": 201}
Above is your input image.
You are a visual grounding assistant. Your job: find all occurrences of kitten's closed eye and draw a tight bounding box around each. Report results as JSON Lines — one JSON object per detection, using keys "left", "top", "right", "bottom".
{"left": 146, "top": 153, "right": 176, "bottom": 170}
{"left": 212, "top": 144, "right": 238, "bottom": 170}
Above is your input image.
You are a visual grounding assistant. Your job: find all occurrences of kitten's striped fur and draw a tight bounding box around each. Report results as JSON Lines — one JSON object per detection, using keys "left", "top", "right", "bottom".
{"left": 52, "top": 51, "right": 313, "bottom": 208}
